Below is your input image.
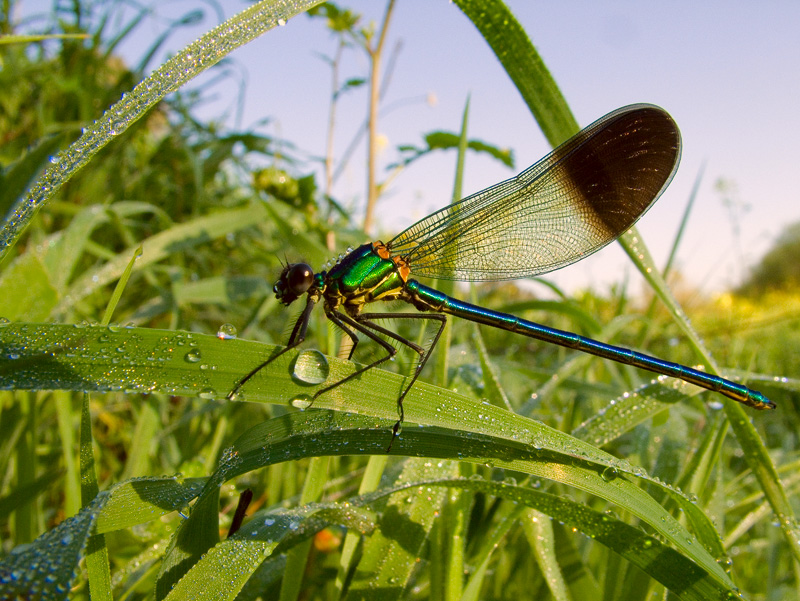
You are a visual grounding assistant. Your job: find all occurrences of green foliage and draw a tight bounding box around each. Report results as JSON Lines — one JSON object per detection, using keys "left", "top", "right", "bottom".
{"left": 393, "top": 131, "right": 515, "bottom": 170}
{"left": 737, "top": 220, "right": 800, "bottom": 297}
{"left": 1, "top": 1, "right": 797, "bottom": 600}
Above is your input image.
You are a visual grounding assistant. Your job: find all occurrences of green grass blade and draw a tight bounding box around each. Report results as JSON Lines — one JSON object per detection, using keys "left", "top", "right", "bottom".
{"left": 522, "top": 510, "right": 570, "bottom": 601}
{"left": 344, "top": 459, "right": 457, "bottom": 600}
{"left": 279, "top": 456, "right": 330, "bottom": 601}
{"left": 335, "top": 454, "right": 390, "bottom": 598}
{"left": 100, "top": 246, "right": 141, "bottom": 326}
{"left": 0, "top": 493, "right": 111, "bottom": 599}
{"left": 80, "top": 394, "right": 112, "bottom": 601}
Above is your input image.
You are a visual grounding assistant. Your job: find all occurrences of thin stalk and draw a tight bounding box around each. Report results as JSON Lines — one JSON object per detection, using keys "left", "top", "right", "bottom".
{"left": 363, "top": 0, "right": 396, "bottom": 233}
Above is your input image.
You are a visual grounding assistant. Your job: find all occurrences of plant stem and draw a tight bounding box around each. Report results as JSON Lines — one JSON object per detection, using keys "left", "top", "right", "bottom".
{"left": 363, "top": 0, "right": 396, "bottom": 234}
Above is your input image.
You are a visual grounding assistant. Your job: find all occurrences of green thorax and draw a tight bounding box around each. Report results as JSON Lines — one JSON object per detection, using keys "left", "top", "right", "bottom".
{"left": 323, "top": 242, "right": 407, "bottom": 311}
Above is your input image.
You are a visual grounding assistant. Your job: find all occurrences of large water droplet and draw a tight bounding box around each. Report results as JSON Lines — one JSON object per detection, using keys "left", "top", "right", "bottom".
{"left": 601, "top": 466, "right": 619, "bottom": 482}
{"left": 217, "top": 323, "right": 237, "bottom": 340}
{"left": 292, "top": 350, "right": 329, "bottom": 385}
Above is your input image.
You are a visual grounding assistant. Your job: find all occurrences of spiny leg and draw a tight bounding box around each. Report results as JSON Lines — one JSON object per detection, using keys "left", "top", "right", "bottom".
{"left": 356, "top": 312, "right": 447, "bottom": 451}
{"left": 226, "top": 296, "right": 317, "bottom": 401}
{"left": 314, "top": 309, "right": 401, "bottom": 398}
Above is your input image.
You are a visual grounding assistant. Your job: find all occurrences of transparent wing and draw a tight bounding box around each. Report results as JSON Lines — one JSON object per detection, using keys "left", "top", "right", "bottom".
{"left": 387, "top": 104, "right": 681, "bottom": 281}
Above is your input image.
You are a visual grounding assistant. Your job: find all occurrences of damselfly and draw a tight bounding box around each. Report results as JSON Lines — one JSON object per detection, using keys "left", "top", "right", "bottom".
{"left": 229, "top": 104, "right": 775, "bottom": 449}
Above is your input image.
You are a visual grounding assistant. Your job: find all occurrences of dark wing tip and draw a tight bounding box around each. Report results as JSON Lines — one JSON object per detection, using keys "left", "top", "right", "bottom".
{"left": 561, "top": 104, "right": 681, "bottom": 239}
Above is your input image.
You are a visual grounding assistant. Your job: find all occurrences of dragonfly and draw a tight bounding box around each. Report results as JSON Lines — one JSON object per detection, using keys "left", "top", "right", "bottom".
{"left": 228, "top": 104, "right": 775, "bottom": 449}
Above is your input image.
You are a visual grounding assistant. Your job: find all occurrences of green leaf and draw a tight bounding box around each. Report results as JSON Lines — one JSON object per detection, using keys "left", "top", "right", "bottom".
{"left": 391, "top": 130, "right": 514, "bottom": 170}
{"left": 0, "top": 253, "right": 59, "bottom": 321}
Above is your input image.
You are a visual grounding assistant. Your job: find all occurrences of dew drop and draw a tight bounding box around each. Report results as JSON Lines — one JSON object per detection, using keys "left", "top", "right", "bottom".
{"left": 292, "top": 350, "right": 329, "bottom": 385}
{"left": 184, "top": 348, "right": 202, "bottom": 363}
{"left": 601, "top": 466, "right": 619, "bottom": 482}
{"left": 217, "top": 323, "right": 237, "bottom": 340}
{"left": 291, "top": 395, "right": 313, "bottom": 411}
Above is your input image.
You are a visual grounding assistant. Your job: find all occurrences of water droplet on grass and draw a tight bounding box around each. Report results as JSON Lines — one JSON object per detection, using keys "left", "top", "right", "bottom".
{"left": 217, "top": 323, "right": 237, "bottom": 340}
{"left": 292, "top": 350, "right": 329, "bottom": 385}
{"left": 291, "top": 395, "right": 313, "bottom": 410}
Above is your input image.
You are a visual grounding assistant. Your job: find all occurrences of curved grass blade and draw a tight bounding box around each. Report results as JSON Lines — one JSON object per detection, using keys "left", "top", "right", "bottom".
{"left": 0, "top": 412, "right": 745, "bottom": 601}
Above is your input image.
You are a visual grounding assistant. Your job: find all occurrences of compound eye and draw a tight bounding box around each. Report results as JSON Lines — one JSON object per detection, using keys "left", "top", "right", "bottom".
{"left": 287, "top": 264, "right": 314, "bottom": 294}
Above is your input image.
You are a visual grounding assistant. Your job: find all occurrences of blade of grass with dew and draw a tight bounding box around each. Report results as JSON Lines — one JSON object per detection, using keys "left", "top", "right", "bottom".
{"left": 619, "top": 228, "right": 799, "bottom": 561}
{"left": 0, "top": 320, "right": 760, "bottom": 551}
{"left": 522, "top": 509, "right": 572, "bottom": 601}
{"left": 0, "top": 491, "right": 111, "bottom": 599}
{"left": 345, "top": 459, "right": 458, "bottom": 600}
{"left": 163, "top": 502, "right": 376, "bottom": 601}
{"left": 279, "top": 455, "right": 331, "bottom": 601}
{"left": 453, "top": 0, "right": 578, "bottom": 147}
{"left": 334, "top": 454, "right": 389, "bottom": 597}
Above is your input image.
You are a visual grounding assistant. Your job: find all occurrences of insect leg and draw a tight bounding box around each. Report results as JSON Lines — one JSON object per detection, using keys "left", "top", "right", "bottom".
{"left": 355, "top": 312, "right": 447, "bottom": 451}
{"left": 226, "top": 295, "right": 317, "bottom": 401}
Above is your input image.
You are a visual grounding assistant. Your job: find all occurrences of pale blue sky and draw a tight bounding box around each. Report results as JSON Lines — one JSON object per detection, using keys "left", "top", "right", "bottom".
{"left": 19, "top": 1, "right": 800, "bottom": 294}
